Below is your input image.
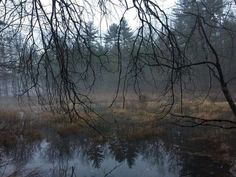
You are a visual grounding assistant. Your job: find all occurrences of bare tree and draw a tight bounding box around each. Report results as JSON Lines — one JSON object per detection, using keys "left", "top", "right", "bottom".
{"left": 0, "top": 0, "right": 235, "bottom": 128}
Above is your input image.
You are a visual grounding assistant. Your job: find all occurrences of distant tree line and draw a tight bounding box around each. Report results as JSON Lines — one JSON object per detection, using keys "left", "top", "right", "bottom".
{"left": 0, "top": 0, "right": 236, "bottom": 124}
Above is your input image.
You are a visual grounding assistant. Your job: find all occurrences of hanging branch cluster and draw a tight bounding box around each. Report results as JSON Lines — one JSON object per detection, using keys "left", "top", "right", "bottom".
{"left": 0, "top": 0, "right": 235, "bottom": 127}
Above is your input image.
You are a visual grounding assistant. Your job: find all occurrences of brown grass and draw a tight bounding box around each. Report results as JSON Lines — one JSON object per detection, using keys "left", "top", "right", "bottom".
{"left": 173, "top": 100, "right": 234, "bottom": 120}
{"left": 0, "top": 96, "right": 234, "bottom": 146}
{"left": 0, "top": 108, "right": 42, "bottom": 147}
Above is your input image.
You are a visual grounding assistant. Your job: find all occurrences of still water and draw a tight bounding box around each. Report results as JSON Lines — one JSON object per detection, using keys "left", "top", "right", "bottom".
{"left": 1, "top": 126, "right": 236, "bottom": 177}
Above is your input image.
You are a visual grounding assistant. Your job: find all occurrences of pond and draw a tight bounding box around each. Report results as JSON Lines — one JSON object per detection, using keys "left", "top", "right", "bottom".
{"left": 1, "top": 126, "right": 236, "bottom": 177}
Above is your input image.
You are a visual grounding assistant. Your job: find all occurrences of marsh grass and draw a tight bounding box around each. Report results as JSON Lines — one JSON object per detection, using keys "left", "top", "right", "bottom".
{"left": 1, "top": 99, "right": 236, "bottom": 172}
{"left": 0, "top": 96, "right": 234, "bottom": 147}
{"left": 174, "top": 100, "right": 234, "bottom": 120}
{"left": 43, "top": 98, "right": 235, "bottom": 140}
{"left": 0, "top": 109, "right": 42, "bottom": 147}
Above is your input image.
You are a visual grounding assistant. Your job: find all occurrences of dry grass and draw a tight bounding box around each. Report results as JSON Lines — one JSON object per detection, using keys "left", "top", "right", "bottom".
{"left": 0, "top": 95, "right": 235, "bottom": 146}
{"left": 173, "top": 100, "right": 234, "bottom": 120}
{"left": 0, "top": 108, "right": 42, "bottom": 147}
{"left": 58, "top": 97, "right": 235, "bottom": 138}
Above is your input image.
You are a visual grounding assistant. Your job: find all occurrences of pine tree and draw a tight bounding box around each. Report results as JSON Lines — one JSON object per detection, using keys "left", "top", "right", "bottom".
{"left": 105, "top": 18, "right": 133, "bottom": 50}
{"left": 105, "top": 23, "right": 119, "bottom": 49}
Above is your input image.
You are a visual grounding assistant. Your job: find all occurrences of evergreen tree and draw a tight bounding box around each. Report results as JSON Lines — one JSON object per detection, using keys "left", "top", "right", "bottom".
{"left": 119, "top": 18, "right": 133, "bottom": 48}
{"left": 105, "top": 18, "right": 133, "bottom": 50}
{"left": 84, "top": 21, "right": 99, "bottom": 50}
{"left": 105, "top": 23, "right": 119, "bottom": 49}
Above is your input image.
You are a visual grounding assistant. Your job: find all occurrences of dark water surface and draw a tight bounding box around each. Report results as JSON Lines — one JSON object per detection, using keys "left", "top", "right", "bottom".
{"left": 1, "top": 126, "right": 236, "bottom": 177}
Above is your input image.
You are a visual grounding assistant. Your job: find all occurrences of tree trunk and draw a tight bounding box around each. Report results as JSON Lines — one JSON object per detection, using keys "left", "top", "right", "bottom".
{"left": 221, "top": 83, "right": 236, "bottom": 117}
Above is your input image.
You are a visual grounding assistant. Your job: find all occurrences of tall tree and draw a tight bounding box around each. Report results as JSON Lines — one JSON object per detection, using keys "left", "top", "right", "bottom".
{"left": 105, "top": 18, "right": 133, "bottom": 50}
{"left": 119, "top": 18, "right": 133, "bottom": 48}
{"left": 172, "top": 0, "right": 236, "bottom": 117}
{"left": 0, "top": 0, "right": 236, "bottom": 125}
{"left": 84, "top": 21, "right": 99, "bottom": 50}
{"left": 105, "top": 23, "right": 119, "bottom": 49}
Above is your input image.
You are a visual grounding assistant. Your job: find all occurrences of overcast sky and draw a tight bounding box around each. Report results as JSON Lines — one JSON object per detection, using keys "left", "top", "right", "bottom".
{"left": 93, "top": 0, "right": 177, "bottom": 33}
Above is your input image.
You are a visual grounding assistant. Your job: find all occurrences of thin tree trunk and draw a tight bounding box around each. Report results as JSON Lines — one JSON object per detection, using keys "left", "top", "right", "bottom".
{"left": 199, "top": 18, "right": 236, "bottom": 117}
{"left": 221, "top": 84, "right": 236, "bottom": 117}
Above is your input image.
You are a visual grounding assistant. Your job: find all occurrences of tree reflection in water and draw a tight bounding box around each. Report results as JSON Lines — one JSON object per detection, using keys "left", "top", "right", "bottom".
{"left": 0, "top": 127, "right": 236, "bottom": 177}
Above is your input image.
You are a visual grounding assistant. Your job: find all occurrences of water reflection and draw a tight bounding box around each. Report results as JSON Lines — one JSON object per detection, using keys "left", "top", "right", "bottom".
{"left": 0, "top": 126, "right": 236, "bottom": 177}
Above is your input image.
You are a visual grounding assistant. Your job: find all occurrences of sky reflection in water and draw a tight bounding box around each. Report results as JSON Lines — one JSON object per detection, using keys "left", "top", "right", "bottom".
{"left": 0, "top": 127, "right": 235, "bottom": 177}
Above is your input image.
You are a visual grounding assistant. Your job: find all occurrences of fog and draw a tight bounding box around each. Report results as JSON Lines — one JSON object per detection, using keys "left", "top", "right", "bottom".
{"left": 0, "top": 1, "right": 236, "bottom": 176}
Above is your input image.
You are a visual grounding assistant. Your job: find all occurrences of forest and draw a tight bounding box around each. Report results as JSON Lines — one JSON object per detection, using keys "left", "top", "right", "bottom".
{"left": 0, "top": 0, "right": 236, "bottom": 177}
